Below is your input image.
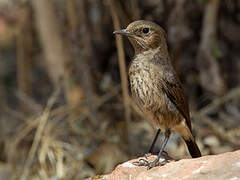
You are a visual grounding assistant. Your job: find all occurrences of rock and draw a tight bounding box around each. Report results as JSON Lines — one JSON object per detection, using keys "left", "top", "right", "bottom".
{"left": 107, "top": 150, "right": 240, "bottom": 180}
{"left": 86, "top": 174, "right": 109, "bottom": 180}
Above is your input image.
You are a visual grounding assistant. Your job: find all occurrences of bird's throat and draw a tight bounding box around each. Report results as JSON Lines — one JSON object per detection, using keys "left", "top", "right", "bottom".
{"left": 134, "top": 46, "right": 169, "bottom": 62}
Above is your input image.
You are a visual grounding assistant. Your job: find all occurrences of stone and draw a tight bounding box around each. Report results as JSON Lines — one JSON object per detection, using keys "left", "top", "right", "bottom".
{"left": 106, "top": 150, "right": 240, "bottom": 180}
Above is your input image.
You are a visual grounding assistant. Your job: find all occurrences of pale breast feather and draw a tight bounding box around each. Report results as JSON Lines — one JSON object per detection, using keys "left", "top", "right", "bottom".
{"left": 129, "top": 61, "right": 163, "bottom": 111}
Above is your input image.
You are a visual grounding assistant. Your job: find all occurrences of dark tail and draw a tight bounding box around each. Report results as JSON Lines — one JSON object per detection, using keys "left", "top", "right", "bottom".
{"left": 184, "top": 139, "right": 202, "bottom": 158}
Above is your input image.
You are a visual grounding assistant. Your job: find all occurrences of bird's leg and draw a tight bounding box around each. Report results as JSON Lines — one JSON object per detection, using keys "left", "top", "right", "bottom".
{"left": 147, "top": 130, "right": 171, "bottom": 169}
{"left": 144, "top": 129, "right": 161, "bottom": 159}
{"left": 134, "top": 130, "right": 171, "bottom": 169}
{"left": 148, "top": 129, "right": 161, "bottom": 153}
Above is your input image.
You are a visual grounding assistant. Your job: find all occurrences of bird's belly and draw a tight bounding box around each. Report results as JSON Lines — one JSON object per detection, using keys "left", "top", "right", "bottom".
{"left": 130, "top": 72, "right": 182, "bottom": 130}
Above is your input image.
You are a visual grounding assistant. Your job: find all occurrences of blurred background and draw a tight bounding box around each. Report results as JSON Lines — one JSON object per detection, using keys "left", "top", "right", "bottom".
{"left": 0, "top": 0, "right": 239, "bottom": 179}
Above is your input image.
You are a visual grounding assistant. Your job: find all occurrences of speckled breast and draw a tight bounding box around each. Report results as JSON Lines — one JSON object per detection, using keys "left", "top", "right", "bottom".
{"left": 129, "top": 61, "right": 162, "bottom": 122}
{"left": 128, "top": 60, "right": 182, "bottom": 129}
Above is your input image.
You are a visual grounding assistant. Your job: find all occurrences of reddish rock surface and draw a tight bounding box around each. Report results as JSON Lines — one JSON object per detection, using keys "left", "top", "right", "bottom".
{"left": 106, "top": 150, "right": 240, "bottom": 180}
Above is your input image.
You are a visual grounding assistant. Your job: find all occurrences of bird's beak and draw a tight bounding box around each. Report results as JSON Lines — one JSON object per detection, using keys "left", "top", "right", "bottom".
{"left": 113, "top": 29, "right": 132, "bottom": 36}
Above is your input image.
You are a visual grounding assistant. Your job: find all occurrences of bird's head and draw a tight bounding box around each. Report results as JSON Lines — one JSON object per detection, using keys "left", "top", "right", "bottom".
{"left": 113, "top": 20, "right": 168, "bottom": 55}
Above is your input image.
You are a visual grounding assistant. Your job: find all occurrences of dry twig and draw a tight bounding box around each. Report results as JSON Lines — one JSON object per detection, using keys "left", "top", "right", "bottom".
{"left": 197, "top": 87, "right": 240, "bottom": 115}
{"left": 196, "top": 0, "right": 225, "bottom": 95}
{"left": 16, "top": 5, "right": 32, "bottom": 96}
{"left": 109, "top": 0, "right": 131, "bottom": 143}
{"left": 33, "top": 0, "right": 84, "bottom": 109}
{"left": 20, "top": 88, "right": 60, "bottom": 180}
{"left": 193, "top": 87, "right": 240, "bottom": 145}
{"left": 67, "top": 0, "right": 98, "bottom": 126}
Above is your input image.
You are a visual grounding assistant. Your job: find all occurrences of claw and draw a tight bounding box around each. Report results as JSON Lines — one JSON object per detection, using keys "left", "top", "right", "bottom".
{"left": 146, "top": 160, "right": 160, "bottom": 169}
{"left": 144, "top": 153, "right": 151, "bottom": 159}
{"left": 132, "top": 157, "right": 168, "bottom": 169}
{"left": 133, "top": 158, "right": 149, "bottom": 166}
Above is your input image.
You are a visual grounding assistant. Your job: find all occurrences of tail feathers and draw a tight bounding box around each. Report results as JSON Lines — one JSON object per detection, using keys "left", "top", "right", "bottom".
{"left": 184, "top": 139, "right": 202, "bottom": 158}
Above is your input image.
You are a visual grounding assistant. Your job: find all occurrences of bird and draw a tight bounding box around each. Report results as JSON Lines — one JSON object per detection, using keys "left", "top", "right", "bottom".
{"left": 113, "top": 20, "right": 201, "bottom": 169}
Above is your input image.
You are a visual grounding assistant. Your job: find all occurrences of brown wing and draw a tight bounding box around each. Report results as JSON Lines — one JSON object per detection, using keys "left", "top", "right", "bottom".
{"left": 161, "top": 71, "right": 192, "bottom": 131}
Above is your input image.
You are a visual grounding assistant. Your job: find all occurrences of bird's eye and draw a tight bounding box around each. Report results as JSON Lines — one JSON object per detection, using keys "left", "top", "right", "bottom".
{"left": 142, "top": 28, "right": 149, "bottom": 34}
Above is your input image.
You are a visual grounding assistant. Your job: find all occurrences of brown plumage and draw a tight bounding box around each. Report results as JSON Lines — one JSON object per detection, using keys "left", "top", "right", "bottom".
{"left": 114, "top": 20, "right": 201, "bottom": 168}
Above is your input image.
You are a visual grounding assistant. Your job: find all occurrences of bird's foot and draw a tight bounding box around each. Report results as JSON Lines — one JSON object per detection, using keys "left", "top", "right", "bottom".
{"left": 133, "top": 157, "right": 167, "bottom": 170}
{"left": 144, "top": 153, "right": 152, "bottom": 159}
{"left": 133, "top": 158, "right": 151, "bottom": 167}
